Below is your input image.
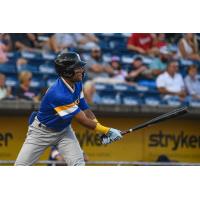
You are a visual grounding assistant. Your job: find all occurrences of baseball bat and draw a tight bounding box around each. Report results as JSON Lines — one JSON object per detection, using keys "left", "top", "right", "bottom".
{"left": 122, "top": 106, "right": 188, "bottom": 135}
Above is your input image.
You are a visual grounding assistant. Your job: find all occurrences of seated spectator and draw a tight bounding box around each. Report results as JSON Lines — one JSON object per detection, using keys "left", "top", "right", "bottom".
{"left": 16, "top": 71, "right": 39, "bottom": 102}
{"left": 74, "top": 33, "right": 99, "bottom": 50}
{"left": 184, "top": 65, "right": 200, "bottom": 100}
{"left": 84, "top": 46, "right": 114, "bottom": 103}
{"left": 10, "top": 33, "right": 38, "bottom": 52}
{"left": 0, "top": 73, "right": 12, "bottom": 100}
{"left": 154, "top": 33, "right": 168, "bottom": 49}
{"left": 109, "top": 56, "right": 128, "bottom": 82}
{"left": 55, "top": 33, "right": 77, "bottom": 51}
{"left": 127, "top": 33, "right": 158, "bottom": 56}
{"left": 177, "top": 33, "right": 200, "bottom": 61}
{"left": 0, "top": 34, "right": 9, "bottom": 63}
{"left": 86, "top": 46, "right": 114, "bottom": 79}
{"left": 143, "top": 47, "right": 169, "bottom": 79}
{"left": 34, "top": 33, "right": 59, "bottom": 53}
{"left": 126, "top": 56, "right": 148, "bottom": 82}
{"left": 156, "top": 61, "right": 187, "bottom": 101}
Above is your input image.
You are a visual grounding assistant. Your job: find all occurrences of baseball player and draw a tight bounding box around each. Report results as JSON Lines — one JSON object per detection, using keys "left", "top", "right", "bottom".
{"left": 15, "top": 51, "right": 122, "bottom": 166}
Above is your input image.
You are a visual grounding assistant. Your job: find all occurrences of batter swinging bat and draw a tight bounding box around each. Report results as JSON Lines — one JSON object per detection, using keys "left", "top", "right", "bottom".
{"left": 122, "top": 106, "right": 188, "bottom": 135}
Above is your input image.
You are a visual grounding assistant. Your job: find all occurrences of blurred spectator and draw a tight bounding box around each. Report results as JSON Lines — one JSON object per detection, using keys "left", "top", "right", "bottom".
{"left": 154, "top": 33, "right": 168, "bottom": 49}
{"left": 126, "top": 56, "right": 148, "bottom": 82}
{"left": 74, "top": 33, "right": 99, "bottom": 50}
{"left": 184, "top": 65, "right": 200, "bottom": 100}
{"left": 48, "top": 146, "right": 89, "bottom": 166}
{"left": 143, "top": 47, "right": 169, "bottom": 79}
{"left": 16, "top": 71, "right": 39, "bottom": 102}
{"left": 84, "top": 46, "right": 114, "bottom": 103}
{"left": 10, "top": 33, "right": 37, "bottom": 52}
{"left": 86, "top": 46, "right": 114, "bottom": 79}
{"left": 156, "top": 61, "right": 187, "bottom": 101}
{"left": 0, "top": 73, "right": 12, "bottom": 100}
{"left": 177, "top": 33, "right": 200, "bottom": 61}
{"left": 34, "top": 33, "right": 59, "bottom": 52}
{"left": 109, "top": 56, "right": 128, "bottom": 82}
{"left": 54, "top": 33, "right": 77, "bottom": 51}
{"left": 0, "top": 34, "right": 9, "bottom": 63}
{"left": 127, "top": 33, "right": 158, "bottom": 56}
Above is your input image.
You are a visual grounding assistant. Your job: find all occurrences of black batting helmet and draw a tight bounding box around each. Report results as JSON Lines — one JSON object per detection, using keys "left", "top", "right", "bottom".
{"left": 54, "top": 51, "right": 86, "bottom": 78}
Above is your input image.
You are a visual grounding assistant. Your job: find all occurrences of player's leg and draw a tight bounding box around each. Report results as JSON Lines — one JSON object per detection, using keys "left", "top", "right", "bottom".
{"left": 15, "top": 125, "right": 49, "bottom": 166}
{"left": 15, "top": 142, "right": 47, "bottom": 166}
{"left": 57, "top": 125, "right": 85, "bottom": 166}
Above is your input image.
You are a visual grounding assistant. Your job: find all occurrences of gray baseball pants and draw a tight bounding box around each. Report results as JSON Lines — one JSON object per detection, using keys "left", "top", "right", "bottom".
{"left": 15, "top": 117, "right": 85, "bottom": 166}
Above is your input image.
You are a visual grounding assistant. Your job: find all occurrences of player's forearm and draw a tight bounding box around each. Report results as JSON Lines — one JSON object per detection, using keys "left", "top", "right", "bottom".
{"left": 83, "top": 109, "right": 96, "bottom": 120}
{"left": 75, "top": 111, "right": 110, "bottom": 134}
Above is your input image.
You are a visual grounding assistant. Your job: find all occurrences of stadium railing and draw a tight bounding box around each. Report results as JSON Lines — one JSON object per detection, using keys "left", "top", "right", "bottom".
{"left": 0, "top": 160, "right": 200, "bottom": 166}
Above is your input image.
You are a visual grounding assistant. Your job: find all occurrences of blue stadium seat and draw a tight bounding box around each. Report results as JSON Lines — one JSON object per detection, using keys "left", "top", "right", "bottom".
{"left": 39, "top": 63, "right": 55, "bottom": 74}
{"left": 102, "top": 53, "right": 112, "bottom": 63}
{"left": 30, "top": 77, "right": 45, "bottom": 89}
{"left": 42, "top": 52, "right": 56, "bottom": 60}
{"left": 121, "top": 92, "right": 142, "bottom": 106}
{"left": 46, "top": 77, "right": 57, "bottom": 87}
{"left": 5, "top": 75, "right": 18, "bottom": 87}
{"left": 113, "top": 83, "right": 135, "bottom": 92}
{"left": 18, "top": 64, "right": 39, "bottom": 74}
{"left": 21, "top": 51, "right": 41, "bottom": 60}
{"left": 121, "top": 54, "right": 133, "bottom": 64}
{"left": 0, "top": 62, "right": 17, "bottom": 74}
{"left": 137, "top": 80, "right": 156, "bottom": 89}
{"left": 164, "top": 97, "right": 182, "bottom": 106}
{"left": 189, "top": 100, "right": 200, "bottom": 108}
{"left": 95, "top": 83, "right": 114, "bottom": 92}
{"left": 143, "top": 93, "right": 162, "bottom": 106}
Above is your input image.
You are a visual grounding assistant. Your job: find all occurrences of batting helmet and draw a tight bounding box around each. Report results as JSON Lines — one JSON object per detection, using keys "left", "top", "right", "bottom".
{"left": 55, "top": 51, "right": 86, "bottom": 78}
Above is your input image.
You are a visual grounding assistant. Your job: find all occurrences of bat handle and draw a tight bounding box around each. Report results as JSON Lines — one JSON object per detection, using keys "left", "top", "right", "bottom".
{"left": 121, "top": 129, "right": 131, "bottom": 135}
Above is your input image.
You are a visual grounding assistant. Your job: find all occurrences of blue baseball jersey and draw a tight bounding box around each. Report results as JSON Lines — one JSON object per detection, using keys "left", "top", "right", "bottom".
{"left": 37, "top": 78, "right": 89, "bottom": 131}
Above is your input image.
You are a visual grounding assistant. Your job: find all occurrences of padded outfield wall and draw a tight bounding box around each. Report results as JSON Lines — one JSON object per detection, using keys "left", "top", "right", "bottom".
{"left": 0, "top": 101, "right": 200, "bottom": 163}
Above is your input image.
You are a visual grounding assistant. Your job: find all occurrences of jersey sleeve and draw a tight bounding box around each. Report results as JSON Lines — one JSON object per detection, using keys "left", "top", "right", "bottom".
{"left": 50, "top": 95, "right": 81, "bottom": 120}
{"left": 79, "top": 89, "right": 90, "bottom": 111}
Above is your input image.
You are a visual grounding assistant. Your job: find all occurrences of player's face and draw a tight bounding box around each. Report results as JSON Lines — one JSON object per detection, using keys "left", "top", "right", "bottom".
{"left": 71, "top": 67, "right": 85, "bottom": 82}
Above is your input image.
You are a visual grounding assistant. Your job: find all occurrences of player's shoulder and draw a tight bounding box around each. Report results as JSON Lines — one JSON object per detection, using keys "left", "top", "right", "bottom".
{"left": 45, "top": 78, "right": 70, "bottom": 99}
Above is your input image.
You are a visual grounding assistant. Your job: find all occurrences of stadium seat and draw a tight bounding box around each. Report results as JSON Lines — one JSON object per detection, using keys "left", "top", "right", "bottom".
{"left": 0, "top": 62, "right": 17, "bottom": 74}
{"left": 137, "top": 80, "right": 157, "bottom": 89}
{"left": 30, "top": 77, "right": 45, "bottom": 89}
{"left": 21, "top": 51, "right": 41, "bottom": 60}
{"left": 113, "top": 83, "right": 135, "bottom": 92}
{"left": 189, "top": 100, "right": 200, "bottom": 108}
{"left": 46, "top": 77, "right": 57, "bottom": 87}
{"left": 42, "top": 52, "right": 56, "bottom": 60}
{"left": 5, "top": 75, "right": 18, "bottom": 87}
{"left": 121, "top": 55, "right": 133, "bottom": 64}
{"left": 121, "top": 92, "right": 142, "bottom": 106}
{"left": 143, "top": 94, "right": 162, "bottom": 106}
{"left": 165, "top": 98, "right": 182, "bottom": 106}
{"left": 95, "top": 83, "right": 114, "bottom": 92}
{"left": 17, "top": 64, "right": 39, "bottom": 74}
{"left": 39, "top": 63, "right": 56, "bottom": 74}
{"left": 102, "top": 53, "right": 112, "bottom": 63}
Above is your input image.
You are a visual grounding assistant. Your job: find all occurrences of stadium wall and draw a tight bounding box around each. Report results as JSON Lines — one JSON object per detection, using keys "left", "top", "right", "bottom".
{"left": 0, "top": 101, "right": 200, "bottom": 163}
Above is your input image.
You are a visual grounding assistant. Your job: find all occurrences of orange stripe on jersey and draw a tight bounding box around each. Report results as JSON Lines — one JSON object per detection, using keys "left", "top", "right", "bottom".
{"left": 54, "top": 102, "right": 76, "bottom": 112}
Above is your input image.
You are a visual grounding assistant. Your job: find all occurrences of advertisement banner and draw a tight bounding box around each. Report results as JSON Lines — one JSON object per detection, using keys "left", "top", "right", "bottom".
{"left": 0, "top": 116, "right": 200, "bottom": 163}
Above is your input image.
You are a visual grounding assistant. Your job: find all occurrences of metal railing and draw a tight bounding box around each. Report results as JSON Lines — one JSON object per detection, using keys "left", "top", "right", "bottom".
{"left": 0, "top": 160, "right": 200, "bottom": 166}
